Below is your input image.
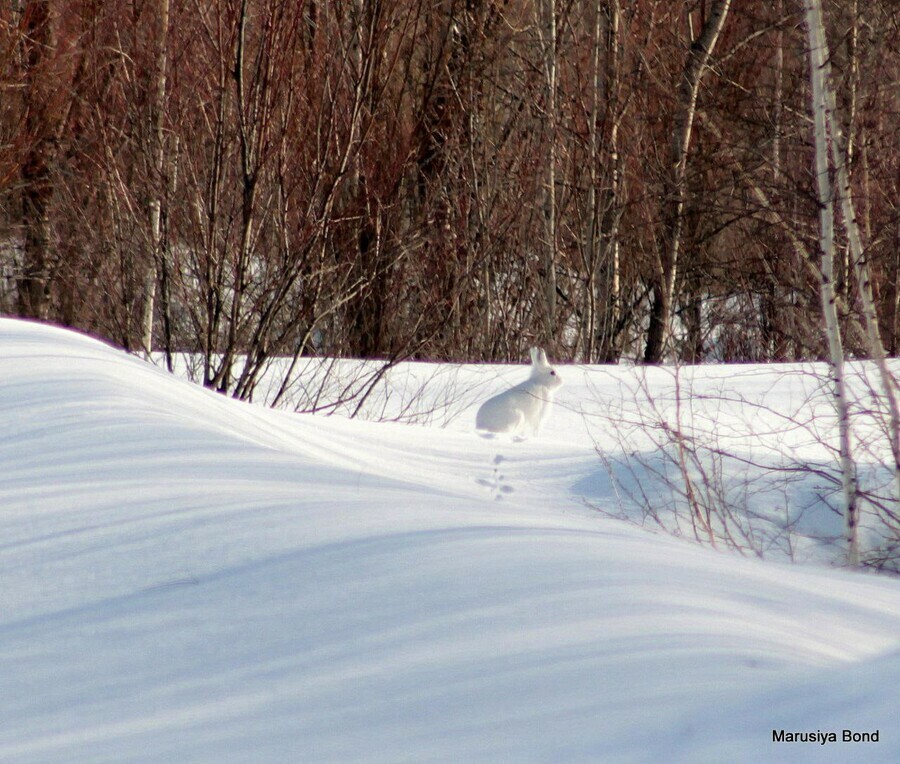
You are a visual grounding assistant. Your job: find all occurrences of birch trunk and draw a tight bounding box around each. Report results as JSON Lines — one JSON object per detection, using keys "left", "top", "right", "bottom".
{"left": 595, "top": 0, "right": 622, "bottom": 363}
{"left": 763, "top": 0, "right": 786, "bottom": 360}
{"left": 606, "top": 0, "right": 622, "bottom": 362}
{"left": 804, "top": 0, "right": 859, "bottom": 566}
{"left": 215, "top": 0, "right": 258, "bottom": 391}
{"left": 18, "top": 0, "right": 56, "bottom": 321}
{"left": 807, "top": 0, "right": 900, "bottom": 523}
{"left": 141, "top": 0, "right": 170, "bottom": 358}
{"left": 583, "top": 0, "right": 620, "bottom": 363}
{"left": 644, "top": 0, "right": 731, "bottom": 363}
{"left": 582, "top": 0, "right": 602, "bottom": 362}
{"left": 538, "top": 0, "right": 558, "bottom": 344}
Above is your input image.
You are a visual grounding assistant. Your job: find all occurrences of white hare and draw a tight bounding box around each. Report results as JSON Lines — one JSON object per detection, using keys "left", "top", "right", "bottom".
{"left": 475, "top": 347, "right": 563, "bottom": 436}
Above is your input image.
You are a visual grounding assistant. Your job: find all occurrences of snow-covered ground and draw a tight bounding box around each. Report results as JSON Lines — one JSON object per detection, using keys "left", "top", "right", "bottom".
{"left": 1, "top": 318, "right": 898, "bottom": 762}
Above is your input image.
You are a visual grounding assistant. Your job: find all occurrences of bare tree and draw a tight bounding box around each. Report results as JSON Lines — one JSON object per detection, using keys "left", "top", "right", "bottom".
{"left": 804, "top": 0, "right": 859, "bottom": 565}
{"left": 644, "top": 0, "right": 732, "bottom": 363}
{"left": 3, "top": 0, "right": 899, "bottom": 374}
{"left": 16, "top": 0, "right": 58, "bottom": 319}
{"left": 140, "top": 0, "right": 170, "bottom": 358}
{"left": 535, "top": 0, "right": 558, "bottom": 344}
{"left": 573, "top": 0, "right": 624, "bottom": 363}
{"left": 812, "top": 0, "right": 900, "bottom": 519}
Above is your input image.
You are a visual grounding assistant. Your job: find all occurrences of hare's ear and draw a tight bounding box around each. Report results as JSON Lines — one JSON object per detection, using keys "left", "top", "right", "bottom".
{"left": 531, "top": 347, "right": 549, "bottom": 368}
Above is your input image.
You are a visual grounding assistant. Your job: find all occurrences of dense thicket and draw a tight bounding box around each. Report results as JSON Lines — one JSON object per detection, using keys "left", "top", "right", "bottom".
{"left": 2, "top": 0, "right": 898, "bottom": 395}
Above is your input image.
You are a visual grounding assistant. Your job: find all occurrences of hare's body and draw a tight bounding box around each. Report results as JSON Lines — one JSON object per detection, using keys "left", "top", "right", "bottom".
{"left": 475, "top": 348, "right": 562, "bottom": 436}
{"left": 475, "top": 383, "right": 554, "bottom": 435}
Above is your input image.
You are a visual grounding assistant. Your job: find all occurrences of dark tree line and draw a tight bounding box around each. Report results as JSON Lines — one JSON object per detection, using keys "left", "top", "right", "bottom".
{"left": 2, "top": 0, "right": 899, "bottom": 398}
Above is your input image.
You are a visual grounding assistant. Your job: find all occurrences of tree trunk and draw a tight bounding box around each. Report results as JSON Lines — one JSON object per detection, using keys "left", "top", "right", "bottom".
{"left": 141, "top": 0, "right": 170, "bottom": 358}
{"left": 537, "top": 0, "right": 558, "bottom": 345}
{"left": 17, "top": 0, "right": 56, "bottom": 320}
{"left": 804, "top": 0, "right": 859, "bottom": 566}
{"left": 584, "top": 0, "right": 622, "bottom": 364}
{"left": 763, "top": 0, "right": 789, "bottom": 361}
{"left": 644, "top": 0, "right": 732, "bottom": 363}
{"left": 604, "top": 0, "right": 623, "bottom": 364}
{"left": 809, "top": 0, "right": 900, "bottom": 536}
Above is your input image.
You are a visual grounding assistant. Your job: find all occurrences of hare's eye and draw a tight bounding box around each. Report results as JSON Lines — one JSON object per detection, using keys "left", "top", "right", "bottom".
{"left": 550, "top": 370, "right": 556, "bottom": 376}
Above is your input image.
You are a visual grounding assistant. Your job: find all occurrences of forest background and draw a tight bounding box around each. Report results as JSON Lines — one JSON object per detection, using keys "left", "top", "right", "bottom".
{"left": 1, "top": 0, "right": 898, "bottom": 399}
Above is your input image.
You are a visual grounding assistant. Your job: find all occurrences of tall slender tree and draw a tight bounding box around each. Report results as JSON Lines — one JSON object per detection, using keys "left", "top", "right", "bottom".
{"left": 17, "top": 0, "right": 58, "bottom": 319}
{"left": 805, "top": 0, "right": 859, "bottom": 565}
{"left": 141, "top": 0, "right": 170, "bottom": 357}
{"left": 644, "top": 0, "right": 732, "bottom": 363}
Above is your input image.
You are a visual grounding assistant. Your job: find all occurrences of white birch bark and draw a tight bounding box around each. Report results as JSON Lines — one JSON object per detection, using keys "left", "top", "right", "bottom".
{"left": 141, "top": 0, "right": 170, "bottom": 358}
{"left": 583, "top": 0, "right": 620, "bottom": 363}
{"left": 664, "top": 0, "right": 732, "bottom": 313}
{"left": 806, "top": 0, "right": 900, "bottom": 524}
{"left": 804, "top": 0, "right": 859, "bottom": 566}
{"left": 644, "top": 0, "right": 731, "bottom": 363}
{"left": 536, "top": 0, "right": 558, "bottom": 344}
{"left": 582, "top": 0, "right": 602, "bottom": 361}
{"left": 604, "top": 0, "right": 622, "bottom": 361}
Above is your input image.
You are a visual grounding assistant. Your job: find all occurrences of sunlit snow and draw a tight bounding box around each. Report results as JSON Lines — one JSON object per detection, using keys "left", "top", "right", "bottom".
{"left": 1, "top": 318, "right": 897, "bottom": 762}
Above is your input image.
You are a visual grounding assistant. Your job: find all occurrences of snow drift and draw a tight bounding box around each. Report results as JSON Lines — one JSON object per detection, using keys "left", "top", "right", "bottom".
{"left": 1, "top": 318, "right": 898, "bottom": 762}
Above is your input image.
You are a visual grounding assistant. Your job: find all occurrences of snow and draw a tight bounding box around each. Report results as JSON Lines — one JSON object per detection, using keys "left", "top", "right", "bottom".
{"left": 1, "top": 318, "right": 898, "bottom": 762}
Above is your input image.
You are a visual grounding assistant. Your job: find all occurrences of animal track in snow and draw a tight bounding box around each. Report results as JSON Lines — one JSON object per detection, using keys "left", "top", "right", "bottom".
{"left": 475, "top": 454, "right": 515, "bottom": 501}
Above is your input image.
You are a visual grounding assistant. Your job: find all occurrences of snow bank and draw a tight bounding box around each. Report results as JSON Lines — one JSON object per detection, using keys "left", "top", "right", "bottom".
{"left": 1, "top": 319, "right": 898, "bottom": 762}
